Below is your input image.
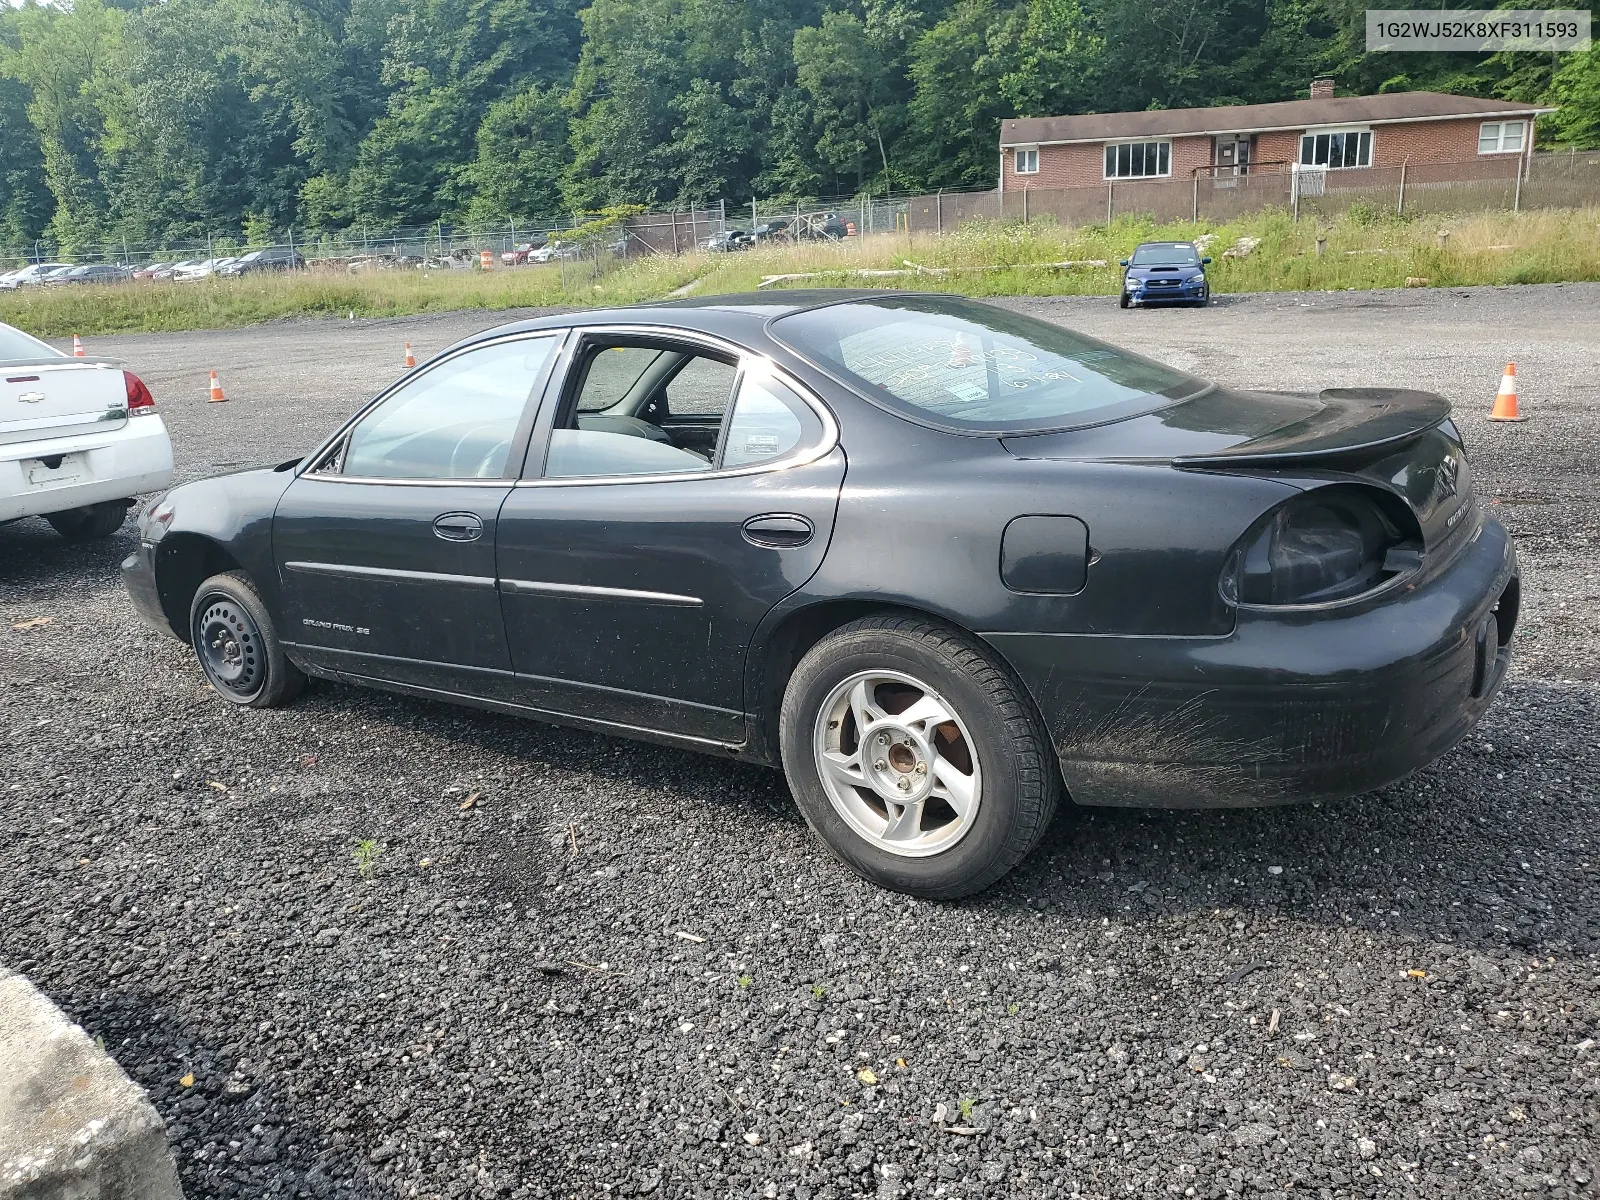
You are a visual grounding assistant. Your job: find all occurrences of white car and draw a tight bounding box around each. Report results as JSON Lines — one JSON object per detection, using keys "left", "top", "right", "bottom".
{"left": 0, "top": 263, "right": 74, "bottom": 291}
{"left": 1, "top": 322, "right": 173, "bottom": 539}
{"left": 172, "top": 257, "right": 236, "bottom": 282}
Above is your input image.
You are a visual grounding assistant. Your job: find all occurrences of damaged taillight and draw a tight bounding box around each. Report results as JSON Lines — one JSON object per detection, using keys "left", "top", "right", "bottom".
{"left": 124, "top": 370, "right": 156, "bottom": 415}
{"left": 1222, "top": 486, "right": 1420, "bottom": 607}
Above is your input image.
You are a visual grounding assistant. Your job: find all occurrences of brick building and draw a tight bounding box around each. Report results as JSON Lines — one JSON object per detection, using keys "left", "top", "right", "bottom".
{"left": 998, "top": 81, "right": 1554, "bottom": 194}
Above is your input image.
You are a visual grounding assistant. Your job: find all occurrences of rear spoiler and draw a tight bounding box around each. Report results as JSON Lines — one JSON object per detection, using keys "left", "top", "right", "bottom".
{"left": 1, "top": 356, "right": 125, "bottom": 372}
{"left": 1173, "top": 388, "right": 1451, "bottom": 467}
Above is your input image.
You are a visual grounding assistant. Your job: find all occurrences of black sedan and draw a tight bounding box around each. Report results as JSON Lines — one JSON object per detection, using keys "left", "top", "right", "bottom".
{"left": 122, "top": 293, "right": 1519, "bottom": 898}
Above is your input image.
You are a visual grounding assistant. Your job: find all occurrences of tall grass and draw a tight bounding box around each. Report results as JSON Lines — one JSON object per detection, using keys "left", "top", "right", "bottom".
{"left": 5, "top": 206, "right": 1598, "bottom": 337}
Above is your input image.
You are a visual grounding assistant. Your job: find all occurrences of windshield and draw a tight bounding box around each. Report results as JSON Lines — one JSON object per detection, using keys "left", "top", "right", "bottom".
{"left": 1131, "top": 243, "right": 1200, "bottom": 267}
{"left": 771, "top": 295, "right": 1208, "bottom": 433}
{"left": 0, "top": 322, "right": 66, "bottom": 364}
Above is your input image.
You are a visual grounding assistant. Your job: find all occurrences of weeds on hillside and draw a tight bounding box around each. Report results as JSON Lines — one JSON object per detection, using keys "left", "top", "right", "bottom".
{"left": 4, "top": 206, "right": 1597, "bottom": 337}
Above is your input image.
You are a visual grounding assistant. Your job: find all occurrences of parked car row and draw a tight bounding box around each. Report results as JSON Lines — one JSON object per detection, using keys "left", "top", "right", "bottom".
{"left": 700, "top": 214, "right": 851, "bottom": 253}
{"left": 0, "top": 247, "right": 307, "bottom": 289}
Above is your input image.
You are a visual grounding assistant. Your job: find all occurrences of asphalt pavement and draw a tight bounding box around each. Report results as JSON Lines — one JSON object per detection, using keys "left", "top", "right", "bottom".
{"left": 1, "top": 284, "right": 1596, "bottom": 1199}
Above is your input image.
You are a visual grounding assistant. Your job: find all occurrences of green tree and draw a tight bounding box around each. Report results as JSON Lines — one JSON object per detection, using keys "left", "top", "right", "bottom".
{"left": 905, "top": 0, "right": 1010, "bottom": 188}
{"left": 5, "top": 0, "right": 125, "bottom": 248}
{"left": 465, "top": 83, "right": 569, "bottom": 219}
{"left": 1547, "top": 46, "right": 1600, "bottom": 146}
{"left": 794, "top": 10, "right": 906, "bottom": 193}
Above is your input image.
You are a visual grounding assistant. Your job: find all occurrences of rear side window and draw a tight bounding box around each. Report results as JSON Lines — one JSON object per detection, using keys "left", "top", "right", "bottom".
{"left": 721, "top": 372, "right": 820, "bottom": 468}
{"left": 772, "top": 296, "right": 1207, "bottom": 434}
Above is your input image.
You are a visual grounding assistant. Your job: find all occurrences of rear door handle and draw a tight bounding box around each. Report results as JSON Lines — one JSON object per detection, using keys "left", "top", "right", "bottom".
{"left": 433, "top": 512, "right": 484, "bottom": 542}
{"left": 742, "top": 514, "right": 814, "bottom": 548}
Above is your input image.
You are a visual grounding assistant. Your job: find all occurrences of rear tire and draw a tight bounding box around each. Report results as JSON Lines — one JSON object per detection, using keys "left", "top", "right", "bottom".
{"left": 779, "top": 614, "right": 1058, "bottom": 899}
{"left": 189, "top": 571, "right": 305, "bottom": 708}
{"left": 46, "top": 500, "right": 129, "bottom": 541}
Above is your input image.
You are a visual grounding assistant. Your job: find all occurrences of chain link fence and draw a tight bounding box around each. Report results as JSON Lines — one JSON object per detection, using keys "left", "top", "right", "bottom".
{"left": 3, "top": 151, "right": 1595, "bottom": 275}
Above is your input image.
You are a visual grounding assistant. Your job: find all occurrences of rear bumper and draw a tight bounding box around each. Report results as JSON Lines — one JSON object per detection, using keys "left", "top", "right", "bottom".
{"left": 986, "top": 516, "right": 1519, "bottom": 808}
{"left": 0, "top": 416, "right": 173, "bottom": 522}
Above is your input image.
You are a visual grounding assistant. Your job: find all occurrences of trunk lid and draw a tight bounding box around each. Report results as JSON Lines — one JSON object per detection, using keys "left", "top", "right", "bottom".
{"left": 1002, "top": 385, "right": 1473, "bottom": 555}
{"left": 1000, "top": 386, "right": 1449, "bottom": 464}
{"left": 1, "top": 360, "right": 129, "bottom": 446}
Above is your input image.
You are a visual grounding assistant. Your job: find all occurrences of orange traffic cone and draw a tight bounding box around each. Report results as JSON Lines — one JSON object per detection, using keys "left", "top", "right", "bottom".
{"left": 1488, "top": 362, "right": 1525, "bottom": 422}
{"left": 72, "top": 334, "right": 84, "bottom": 357}
{"left": 404, "top": 342, "right": 416, "bottom": 369}
{"left": 207, "top": 370, "right": 227, "bottom": 403}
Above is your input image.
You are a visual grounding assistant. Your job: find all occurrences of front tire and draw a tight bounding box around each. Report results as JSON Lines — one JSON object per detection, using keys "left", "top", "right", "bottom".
{"left": 46, "top": 500, "right": 129, "bottom": 541}
{"left": 189, "top": 571, "right": 305, "bottom": 708}
{"left": 779, "top": 614, "right": 1059, "bottom": 899}
{"left": 1118, "top": 292, "right": 1131, "bottom": 309}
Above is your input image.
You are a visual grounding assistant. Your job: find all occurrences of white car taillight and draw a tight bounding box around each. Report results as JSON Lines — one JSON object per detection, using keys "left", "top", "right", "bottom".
{"left": 124, "top": 370, "right": 157, "bottom": 415}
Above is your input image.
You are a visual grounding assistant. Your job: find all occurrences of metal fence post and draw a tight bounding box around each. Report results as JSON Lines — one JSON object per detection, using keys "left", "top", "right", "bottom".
{"left": 1397, "top": 160, "right": 1407, "bottom": 216}
{"left": 936, "top": 189, "right": 943, "bottom": 235}
{"left": 1513, "top": 159, "right": 1523, "bottom": 211}
{"left": 1192, "top": 175, "right": 1199, "bottom": 223}
{"left": 1022, "top": 188, "right": 1029, "bottom": 223}
{"left": 1105, "top": 182, "right": 1113, "bottom": 224}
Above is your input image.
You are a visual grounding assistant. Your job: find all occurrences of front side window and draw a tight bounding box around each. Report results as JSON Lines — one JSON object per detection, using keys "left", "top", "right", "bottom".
{"left": 773, "top": 295, "right": 1207, "bottom": 435}
{"left": 1299, "top": 129, "right": 1371, "bottom": 168}
{"left": 1479, "top": 120, "right": 1526, "bottom": 153}
{"left": 336, "top": 336, "right": 555, "bottom": 480}
{"left": 1014, "top": 148, "right": 1039, "bottom": 175}
{"left": 1105, "top": 141, "right": 1170, "bottom": 179}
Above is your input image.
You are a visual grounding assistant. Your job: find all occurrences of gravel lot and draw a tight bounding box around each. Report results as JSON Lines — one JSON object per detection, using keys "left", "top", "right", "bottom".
{"left": 2, "top": 285, "right": 1596, "bottom": 1199}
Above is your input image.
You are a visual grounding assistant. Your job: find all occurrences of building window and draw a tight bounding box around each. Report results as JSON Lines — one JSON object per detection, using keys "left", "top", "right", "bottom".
{"left": 1104, "top": 141, "right": 1171, "bottom": 179}
{"left": 1299, "top": 129, "right": 1372, "bottom": 169}
{"left": 1014, "top": 148, "right": 1039, "bottom": 175}
{"left": 1479, "top": 120, "right": 1526, "bottom": 154}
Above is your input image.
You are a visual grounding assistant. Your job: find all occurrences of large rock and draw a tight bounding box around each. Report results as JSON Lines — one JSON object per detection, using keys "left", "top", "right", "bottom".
{"left": 0, "top": 969, "right": 183, "bottom": 1200}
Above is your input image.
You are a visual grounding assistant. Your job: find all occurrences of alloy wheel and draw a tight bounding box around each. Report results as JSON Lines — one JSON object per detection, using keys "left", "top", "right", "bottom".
{"left": 812, "top": 669, "right": 982, "bottom": 858}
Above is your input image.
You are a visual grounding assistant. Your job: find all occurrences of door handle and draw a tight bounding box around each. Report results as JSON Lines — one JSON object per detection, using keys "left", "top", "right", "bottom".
{"left": 433, "top": 512, "right": 484, "bottom": 542}
{"left": 742, "top": 514, "right": 814, "bottom": 548}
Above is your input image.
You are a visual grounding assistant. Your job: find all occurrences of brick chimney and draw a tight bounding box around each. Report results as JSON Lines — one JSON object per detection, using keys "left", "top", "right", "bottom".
{"left": 1310, "top": 77, "right": 1335, "bottom": 100}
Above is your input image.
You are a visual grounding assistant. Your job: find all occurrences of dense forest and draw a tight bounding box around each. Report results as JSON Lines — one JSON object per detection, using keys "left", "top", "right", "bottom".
{"left": 1, "top": 0, "right": 1596, "bottom": 250}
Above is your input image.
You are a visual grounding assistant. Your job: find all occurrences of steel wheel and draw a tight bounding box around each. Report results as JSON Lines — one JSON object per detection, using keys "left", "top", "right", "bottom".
{"left": 812, "top": 669, "right": 982, "bottom": 858}
{"left": 195, "top": 595, "right": 265, "bottom": 701}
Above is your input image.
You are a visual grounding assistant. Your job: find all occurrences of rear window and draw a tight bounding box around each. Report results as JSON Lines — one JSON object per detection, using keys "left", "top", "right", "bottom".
{"left": 0, "top": 323, "right": 64, "bottom": 365}
{"left": 771, "top": 296, "right": 1207, "bottom": 434}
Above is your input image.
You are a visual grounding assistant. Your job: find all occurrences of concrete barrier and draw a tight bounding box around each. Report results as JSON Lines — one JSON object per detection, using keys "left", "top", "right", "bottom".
{"left": 0, "top": 968, "right": 183, "bottom": 1200}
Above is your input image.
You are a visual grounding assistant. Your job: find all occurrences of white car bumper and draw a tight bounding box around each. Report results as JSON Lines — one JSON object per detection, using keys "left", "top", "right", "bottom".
{"left": 0, "top": 415, "right": 174, "bottom": 522}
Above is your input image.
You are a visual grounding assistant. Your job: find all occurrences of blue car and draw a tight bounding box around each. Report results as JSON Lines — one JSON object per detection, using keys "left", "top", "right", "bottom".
{"left": 1119, "top": 241, "right": 1211, "bottom": 308}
